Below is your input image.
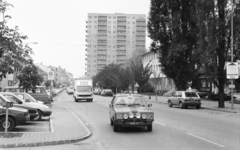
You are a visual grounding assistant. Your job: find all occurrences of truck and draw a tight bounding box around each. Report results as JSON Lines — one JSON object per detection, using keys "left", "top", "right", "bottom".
{"left": 73, "top": 78, "right": 93, "bottom": 102}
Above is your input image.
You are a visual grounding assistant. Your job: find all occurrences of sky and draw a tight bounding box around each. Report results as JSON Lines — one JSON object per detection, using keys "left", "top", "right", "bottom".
{"left": 5, "top": 0, "right": 151, "bottom": 78}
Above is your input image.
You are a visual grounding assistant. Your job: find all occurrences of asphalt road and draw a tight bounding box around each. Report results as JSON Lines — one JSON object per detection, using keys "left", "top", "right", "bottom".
{"left": 8, "top": 91, "right": 240, "bottom": 150}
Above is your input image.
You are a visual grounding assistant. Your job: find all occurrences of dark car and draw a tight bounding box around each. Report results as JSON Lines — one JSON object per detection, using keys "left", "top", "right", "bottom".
{"left": 101, "top": 89, "right": 114, "bottom": 96}
{"left": 0, "top": 94, "right": 30, "bottom": 131}
{"left": 109, "top": 94, "right": 154, "bottom": 132}
{"left": 186, "top": 89, "right": 208, "bottom": 98}
{"left": 4, "top": 86, "right": 52, "bottom": 104}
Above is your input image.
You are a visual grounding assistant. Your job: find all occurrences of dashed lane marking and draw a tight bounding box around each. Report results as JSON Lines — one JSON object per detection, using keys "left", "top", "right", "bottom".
{"left": 187, "top": 133, "right": 225, "bottom": 148}
{"left": 96, "top": 142, "right": 105, "bottom": 150}
{"left": 154, "top": 121, "right": 165, "bottom": 126}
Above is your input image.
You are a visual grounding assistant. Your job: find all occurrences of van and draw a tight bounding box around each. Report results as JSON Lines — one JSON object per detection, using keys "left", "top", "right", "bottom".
{"left": 3, "top": 86, "right": 52, "bottom": 104}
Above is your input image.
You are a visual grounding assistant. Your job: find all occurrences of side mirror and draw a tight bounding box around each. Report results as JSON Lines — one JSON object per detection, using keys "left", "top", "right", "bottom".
{"left": 148, "top": 103, "right": 152, "bottom": 107}
{"left": 109, "top": 104, "right": 113, "bottom": 107}
{"left": 25, "top": 99, "right": 31, "bottom": 102}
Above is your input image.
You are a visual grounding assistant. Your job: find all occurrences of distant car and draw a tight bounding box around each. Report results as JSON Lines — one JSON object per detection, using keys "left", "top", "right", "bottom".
{"left": 109, "top": 94, "right": 154, "bottom": 132}
{"left": 66, "top": 86, "right": 74, "bottom": 95}
{"left": 168, "top": 91, "right": 201, "bottom": 109}
{"left": 101, "top": 89, "right": 113, "bottom": 96}
{"left": 186, "top": 88, "right": 208, "bottom": 98}
{"left": 0, "top": 94, "right": 30, "bottom": 131}
{"left": 1, "top": 92, "right": 52, "bottom": 121}
{"left": 14, "top": 92, "right": 44, "bottom": 104}
{"left": 93, "top": 89, "right": 101, "bottom": 95}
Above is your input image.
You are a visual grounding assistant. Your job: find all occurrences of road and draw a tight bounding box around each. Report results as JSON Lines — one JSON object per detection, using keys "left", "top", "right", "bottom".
{"left": 9, "top": 91, "right": 240, "bottom": 150}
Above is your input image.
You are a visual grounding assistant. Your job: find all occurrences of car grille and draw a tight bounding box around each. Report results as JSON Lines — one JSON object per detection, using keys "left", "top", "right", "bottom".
{"left": 78, "top": 95, "right": 91, "bottom": 97}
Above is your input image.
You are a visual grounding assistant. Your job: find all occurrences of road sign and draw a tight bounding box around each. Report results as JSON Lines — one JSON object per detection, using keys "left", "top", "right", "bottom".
{"left": 227, "top": 62, "right": 239, "bottom": 79}
{"left": 3, "top": 102, "right": 13, "bottom": 108}
{"left": 135, "top": 83, "right": 139, "bottom": 88}
{"left": 48, "top": 71, "right": 54, "bottom": 80}
{"left": 229, "top": 84, "right": 235, "bottom": 89}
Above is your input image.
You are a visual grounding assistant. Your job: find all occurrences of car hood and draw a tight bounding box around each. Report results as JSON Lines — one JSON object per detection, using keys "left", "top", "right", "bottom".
{"left": 1, "top": 106, "right": 28, "bottom": 113}
{"left": 13, "top": 104, "right": 36, "bottom": 111}
{"left": 23, "top": 102, "right": 49, "bottom": 110}
{"left": 114, "top": 106, "right": 152, "bottom": 113}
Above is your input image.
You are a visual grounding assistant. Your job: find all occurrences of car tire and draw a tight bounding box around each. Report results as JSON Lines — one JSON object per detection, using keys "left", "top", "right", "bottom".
{"left": 75, "top": 98, "right": 78, "bottom": 102}
{"left": 110, "top": 118, "right": 113, "bottom": 126}
{"left": 147, "top": 124, "right": 152, "bottom": 132}
{"left": 113, "top": 122, "right": 118, "bottom": 132}
{"left": 179, "top": 102, "right": 184, "bottom": 109}
{"left": 196, "top": 105, "right": 201, "bottom": 109}
{"left": 33, "top": 110, "right": 42, "bottom": 121}
{"left": 0, "top": 117, "right": 15, "bottom": 131}
{"left": 168, "top": 100, "right": 173, "bottom": 107}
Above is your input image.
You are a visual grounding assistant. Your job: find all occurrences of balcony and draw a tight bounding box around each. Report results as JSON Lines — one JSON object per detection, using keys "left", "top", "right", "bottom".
{"left": 117, "top": 27, "right": 126, "bottom": 30}
{"left": 117, "top": 16, "right": 126, "bottom": 20}
{"left": 98, "top": 31, "right": 107, "bottom": 35}
{"left": 117, "top": 31, "right": 126, "bottom": 35}
{"left": 136, "top": 27, "right": 146, "bottom": 31}
{"left": 97, "top": 45, "right": 107, "bottom": 49}
{"left": 117, "top": 46, "right": 126, "bottom": 50}
{"left": 86, "top": 21, "right": 88, "bottom": 24}
{"left": 98, "top": 21, "right": 107, "bottom": 25}
{"left": 98, "top": 27, "right": 107, "bottom": 30}
{"left": 136, "top": 36, "right": 145, "bottom": 40}
{"left": 136, "top": 32, "right": 145, "bottom": 35}
{"left": 98, "top": 16, "right": 107, "bottom": 20}
{"left": 117, "top": 36, "right": 126, "bottom": 39}
{"left": 97, "top": 54, "right": 107, "bottom": 58}
{"left": 117, "top": 41, "right": 126, "bottom": 45}
{"left": 136, "top": 42, "right": 145, "bottom": 45}
{"left": 136, "top": 21, "right": 146, "bottom": 27}
{"left": 97, "top": 50, "right": 107, "bottom": 54}
{"left": 117, "top": 50, "right": 126, "bottom": 54}
{"left": 97, "top": 40, "right": 107, "bottom": 44}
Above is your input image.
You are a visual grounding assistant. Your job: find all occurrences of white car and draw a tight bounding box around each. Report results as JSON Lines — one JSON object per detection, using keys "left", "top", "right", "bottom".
{"left": 1, "top": 92, "right": 52, "bottom": 121}
{"left": 66, "top": 86, "right": 74, "bottom": 95}
{"left": 14, "top": 92, "right": 44, "bottom": 104}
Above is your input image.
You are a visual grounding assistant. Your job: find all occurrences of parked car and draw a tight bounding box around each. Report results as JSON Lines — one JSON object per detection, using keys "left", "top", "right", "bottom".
{"left": 14, "top": 92, "right": 44, "bottom": 104}
{"left": 66, "top": 86, "right": 74, "bottom": 95}
{"left": 208, "top": 93, "right": 233, "bottom": 101}
{"left": 93, "top": 89, "right": 101, "bottom": 95}
{"left": 168, "top": 91, "right": 201, "bottom": 109}
{"left": 1, "top": 92, "right": 52, "bottom": 121}
{"left": 3, "top": 86, "right": 52, "bottom": 104}
{"left": 101, "top": 89, "right": 114, "bottom": 96}
{"left": 0, "top": 94, "right": 30, "bottom": 131}
{"left": 186, "top": 88, "right": 208, "bottom": 98}
{"left": 109, "top": 94, "right": 154, "bottom": 132}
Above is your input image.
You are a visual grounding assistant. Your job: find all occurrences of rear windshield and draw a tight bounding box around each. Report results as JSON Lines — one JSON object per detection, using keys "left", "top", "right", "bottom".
{"left": 76, "top": 86, "right": 92, "bottom": 92}
{"left": 185, "top": 92, "right": 198, "bottom": 97}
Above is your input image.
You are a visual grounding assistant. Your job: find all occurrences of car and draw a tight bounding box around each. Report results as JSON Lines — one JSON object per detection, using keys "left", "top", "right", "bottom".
{"left": 102, "top": 89, "right": 113, "bottom": 96}
{"left": 3, "top": 86, "right": 52, "bottom": 104}
{"left": 0, "top": 94, "right": 30, "bottom": 131}
{"left": 66, "top": 86, "right": 74, "bottom": 95}
{"left": 186, "top": 88, "right": 208, "bottom": 98}
{"left": 1, "top": 92, "right": 52, "bottom": 121}
{"left": 109, "top": 94, "right": 154, "bottom": 132}
{"left": 93, "top": 89, "right": 101, "bottom": 95}
{"left": 168, "top": 91, "right": 201, "bottom": 109}
{"left": 13, "top": 92, "right": 44, "bottom": 104}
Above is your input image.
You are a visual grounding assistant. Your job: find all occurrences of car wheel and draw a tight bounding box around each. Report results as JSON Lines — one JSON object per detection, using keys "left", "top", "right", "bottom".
{"left": 33, "top": 110, "right": 42, "bottom": 121}
{"left": 168, "top": 100, "right": 173, "bottom": 107}
{"left": 196, "top": 105, "right": 201, "bottom": 109}
{"left": 74, "top": 97, "right": 78, "bottom": 102}
{"left": 113, "top": 122, "right": 118, "bottom": 132}
{"left": 110, "top": 118, "right": 113, "bottom": 126}
{"left": 147, "top": 124, "right": 152, "bottom": 132}
{"left": 179, "top": 102, "right": 184, "bottom": 109}
{"left": 185, "top": 106, "right": 188, "bottom": 109}
{"left": 0, "top": 117, "right": 15, "bottom": 131}
{"left": 91, "top": 99, "right": 93, "bottom": 102}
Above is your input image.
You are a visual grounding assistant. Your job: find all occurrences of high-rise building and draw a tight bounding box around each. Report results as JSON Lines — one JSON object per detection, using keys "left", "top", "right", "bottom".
{"left": 85, "top": 13, "right": 146, "bottom": 77}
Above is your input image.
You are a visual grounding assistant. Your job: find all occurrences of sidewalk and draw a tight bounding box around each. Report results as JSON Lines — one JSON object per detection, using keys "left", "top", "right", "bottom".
{"left": 0, "top": 92, "right": 91, "bottom": 148}
{"left": 144, "top": 95, "right": 240, "bottom": 113}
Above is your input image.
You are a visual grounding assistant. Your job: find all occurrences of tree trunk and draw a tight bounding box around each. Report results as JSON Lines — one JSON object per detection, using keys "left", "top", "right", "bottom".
{"left": 218, "top": 77, "right": 225, "bottom": 108}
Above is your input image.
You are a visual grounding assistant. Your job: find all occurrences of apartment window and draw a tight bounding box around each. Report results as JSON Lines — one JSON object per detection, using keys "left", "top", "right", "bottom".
{"left": 114, "top": 21, "right": 116, "bottom": 24}
{"left": 133, "top": 31, "right": 135, "bottom": 34}
{"left": 108, "top": 31, "right": 111, "bottom": 33}
{"left": 133, "top": 17, "right": 135, "bottom": 19}
{"left": 132, "top": 22, "right": 135, "bottom": 24}
{"left": 108, "top": 26, "right": 111, "bottom": 28}
{"left": 94, "top": 21, "right": 97, "bottom": 23}
{"left": 94, "top": 16, "right": 97, "bottom": 18}
{"left": 89, "top": 16, "right": 92, "bottom": 18}
{"left": 89, "top": 21, "right": 91, "bottom": 23}
{"left": 108, "top": 16, "right": 111, "bottom": 18}
{"left": 113, "top": 16, "right": 116, "bottom": 19}
{"left": 89, "top": 26, "right": 91, "bottom": 28}
{"left": 94, "top": 26, "right": 97, "bottom": 28}
{"left": 128, "top": 22, "right": 130, "bottom": 24}
{"left": 108, "top": 21, "right": 111, "bottom": 24}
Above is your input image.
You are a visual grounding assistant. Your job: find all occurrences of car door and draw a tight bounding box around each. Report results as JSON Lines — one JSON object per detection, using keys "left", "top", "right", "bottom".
{"left": 176, "top": 92, "right": 183, "bottom": 104}
{"left": 171, "top": 92, "right": 178, "bottom": 105}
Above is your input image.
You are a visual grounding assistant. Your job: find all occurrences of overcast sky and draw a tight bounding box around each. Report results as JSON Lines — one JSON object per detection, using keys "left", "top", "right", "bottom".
{"left": 5, "top": 0, "right": 151, "bottom": 78}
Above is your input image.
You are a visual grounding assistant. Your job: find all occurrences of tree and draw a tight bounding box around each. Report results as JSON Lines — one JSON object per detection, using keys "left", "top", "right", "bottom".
{"left": 148, "top": 0, "right": 203, "bottom": 90}
{"left": 130, "top": 55, "right": 152, "bottom": 93}
{"left": 17, "top": 61, "right": 44, "bottom": 92}
{"left": 0, "top": 1, "right": 33, "bottom": 80}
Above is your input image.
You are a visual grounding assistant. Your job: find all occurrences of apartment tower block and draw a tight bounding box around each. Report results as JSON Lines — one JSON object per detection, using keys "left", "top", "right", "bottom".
{"left": 85, "top": 13, "right": 146, "bottom": 77}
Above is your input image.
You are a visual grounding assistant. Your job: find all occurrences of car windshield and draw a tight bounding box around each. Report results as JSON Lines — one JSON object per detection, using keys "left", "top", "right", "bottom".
{"left": 185, "top": 92, "right": 198, "bottom": 97}
{"left": 4, "top": 87, "right": 46, "bottom": 93}
{"left": 76, "top": 86, "right": 92, "bottom": 92}
{"left": 114, "top": 96, "right": 147, "bottom": 106}
{"left": 26, "top": 93, "right": 38, "bottom": 102}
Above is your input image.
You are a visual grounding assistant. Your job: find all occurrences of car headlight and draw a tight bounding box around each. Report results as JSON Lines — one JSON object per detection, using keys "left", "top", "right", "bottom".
{"left": 136, "top": 113, "right": 141, "bottom": 119}
{"left": 146, "top": 113, "right": 154, "bottom": 119}
{"left": 123, "top": 114, "right": 128, "bottom": 119}
{"left": 116, "top": 114, "right": 123, "bottom": 119}
{"left": 142, "top": 114, "right": 147, "bottom": 119}
{"left": 129, "top": 112, "right": 134, "bottom": 118}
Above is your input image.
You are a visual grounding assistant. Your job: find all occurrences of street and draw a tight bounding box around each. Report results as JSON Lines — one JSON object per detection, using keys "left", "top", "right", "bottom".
{"left": 8, "top": 91, "right": 240, "bottom": 150}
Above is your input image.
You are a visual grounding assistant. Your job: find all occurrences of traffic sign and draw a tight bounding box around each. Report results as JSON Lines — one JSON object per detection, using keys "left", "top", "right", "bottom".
{"left": 229, "top": 84, "right": 235, "bottom": 89}
{"left": 227, "top": 62, "right": 239, "bottom": 79}
{"left": 48, "top": 71, "right": 54, "bottom": 80}
{"left": 3, "top": 101, "right": 13, "bottom": 108}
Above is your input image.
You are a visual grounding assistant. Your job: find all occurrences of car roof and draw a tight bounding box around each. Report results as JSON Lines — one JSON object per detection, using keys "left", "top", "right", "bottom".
{"left": 115, "top": 94, "right": 143, "bottom": 97}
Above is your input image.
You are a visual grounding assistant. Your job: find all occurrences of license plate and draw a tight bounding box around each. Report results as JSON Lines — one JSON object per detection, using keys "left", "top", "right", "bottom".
{"left": 130, "top": 122, "right": 139, "bottom": 125}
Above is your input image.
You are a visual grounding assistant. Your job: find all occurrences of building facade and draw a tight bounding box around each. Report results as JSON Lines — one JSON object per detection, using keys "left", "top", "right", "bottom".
{"left": 85, "top": 13, "right": 146, "bottom": 77}
{"left": 142, "top": 51, "right": 176, "bottom": 94}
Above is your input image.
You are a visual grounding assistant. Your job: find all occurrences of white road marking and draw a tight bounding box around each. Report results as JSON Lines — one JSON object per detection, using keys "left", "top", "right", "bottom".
{"left": 187, "top": 133, "right": 225, "bottom": 148}
{"left": 96, "top": 142, "right": 105, "bottom": 150}
{"left": 154, "top": 121, "right": 165, "bottom": 126}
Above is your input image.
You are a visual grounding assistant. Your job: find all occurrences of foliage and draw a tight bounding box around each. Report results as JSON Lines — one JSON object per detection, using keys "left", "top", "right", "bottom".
{"left": 148, "top": 0, "right": 203, "bottom": 90}
{"left": 17, "top": 61, "right": 44, "bottom": 92}
{"left": 0, "top": 1, "right": 33, "bottom": 80}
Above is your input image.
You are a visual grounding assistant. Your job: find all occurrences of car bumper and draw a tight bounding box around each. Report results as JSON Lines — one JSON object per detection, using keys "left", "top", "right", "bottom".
{"left": 76, "top": 96, "right": 93, "bottom": 100}
{"left": 42, "top": 110, "right": 52, "bottom": 117}
{"left": 30, "top": 113, "right": 39, "bottom": 119}
{"left": 16, "top": 116, "right": 30, "bottom": 125}
{"left": 114, "top": 120, "right": 153, "bottom": 127}
{"left": 183, "top": 102, "right": 201, "bottom": 106}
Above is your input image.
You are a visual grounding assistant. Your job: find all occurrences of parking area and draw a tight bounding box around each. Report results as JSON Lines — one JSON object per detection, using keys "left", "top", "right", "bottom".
{"left": 8, "top": 117, "right": 51, "bottom": 133}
